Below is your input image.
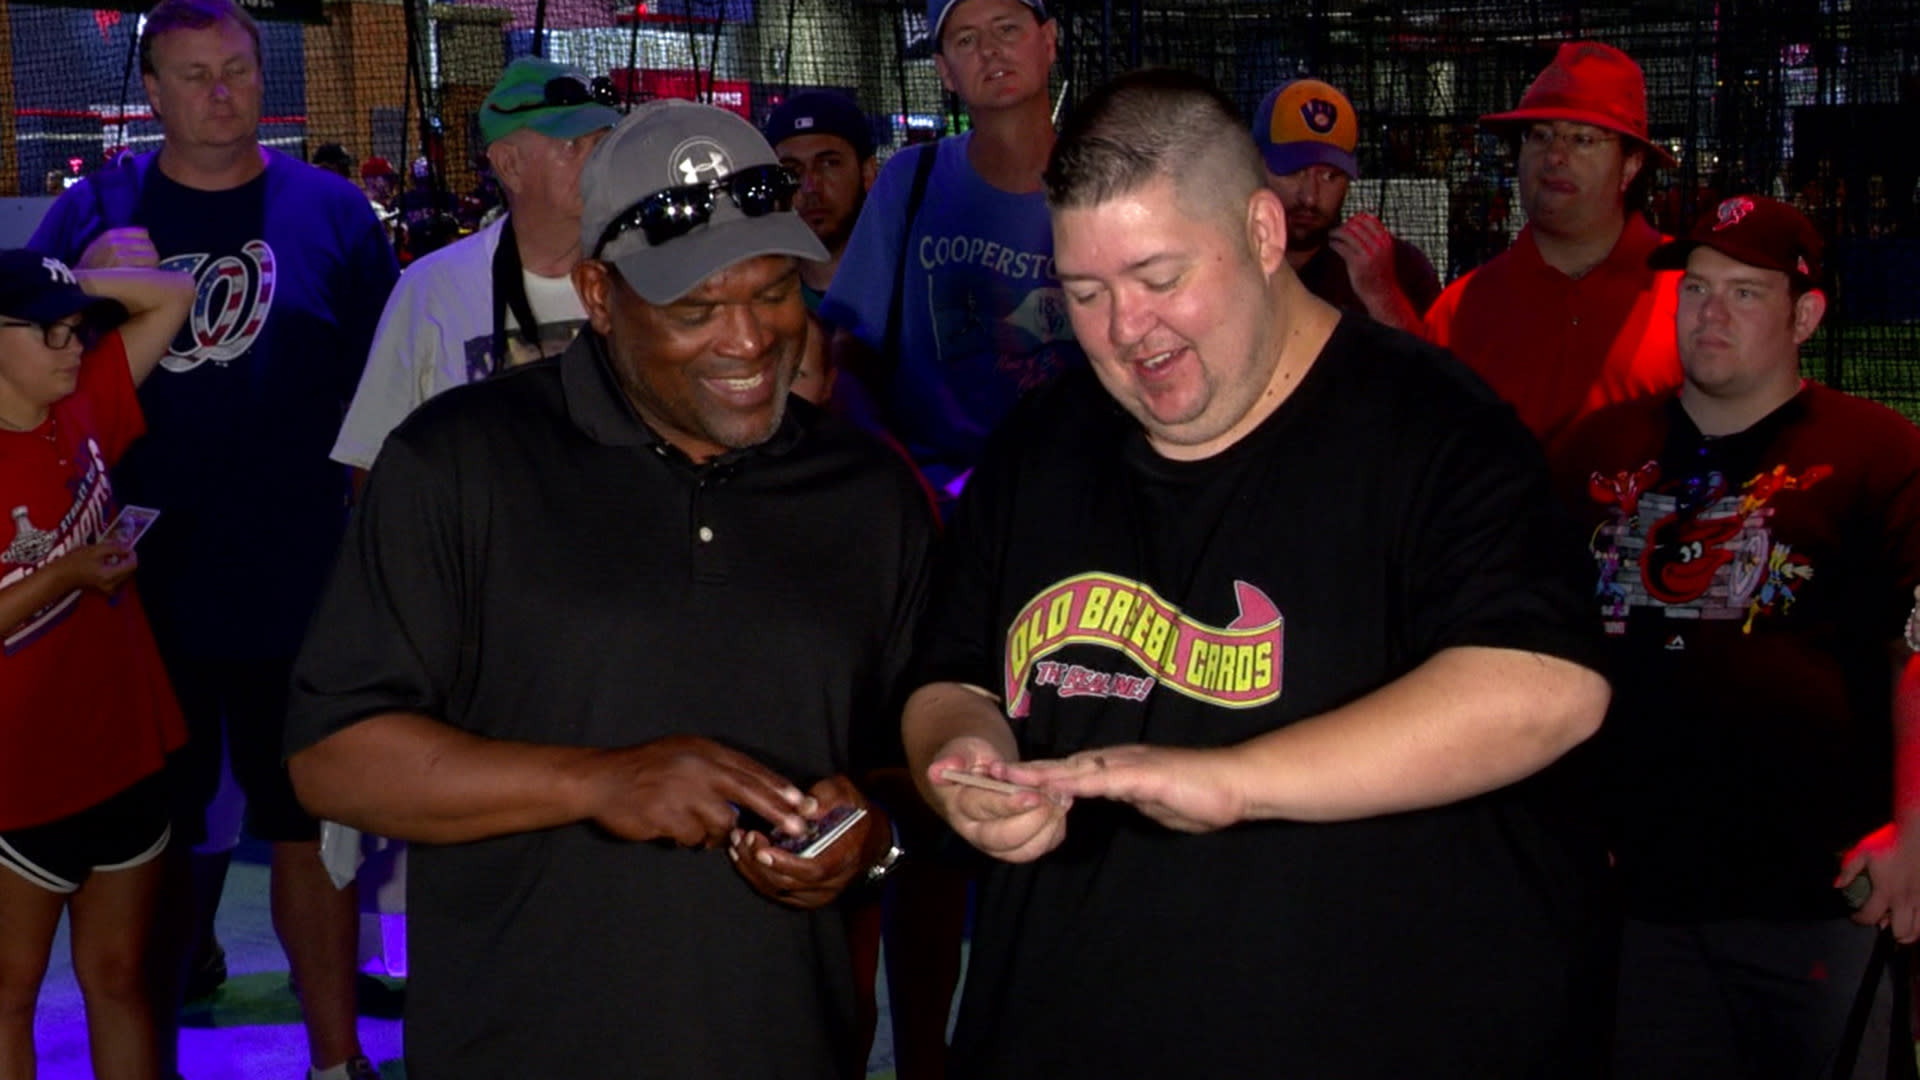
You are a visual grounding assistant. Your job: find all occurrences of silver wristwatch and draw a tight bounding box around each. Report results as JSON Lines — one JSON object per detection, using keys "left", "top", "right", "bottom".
{"left": 864, "top": 835, "right": 906, "bottom": 886}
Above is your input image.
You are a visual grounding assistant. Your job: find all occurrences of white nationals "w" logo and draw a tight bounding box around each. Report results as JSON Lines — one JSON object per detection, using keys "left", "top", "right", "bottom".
{"left": 157, "top": 240, "right": 278, "bottom": 373}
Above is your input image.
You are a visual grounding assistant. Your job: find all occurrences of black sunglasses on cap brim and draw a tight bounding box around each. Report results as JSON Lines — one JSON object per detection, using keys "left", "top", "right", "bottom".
{"left": 488, "top": 75, "right": 619, "bottom": 115}
{"left": 591, "top": 163, "right": 800, "bottom": 256}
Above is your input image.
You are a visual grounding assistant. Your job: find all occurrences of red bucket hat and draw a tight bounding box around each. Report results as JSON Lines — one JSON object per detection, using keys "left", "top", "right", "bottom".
{"left": 1482, "top": 41, "right": 1678, "bottom": 168}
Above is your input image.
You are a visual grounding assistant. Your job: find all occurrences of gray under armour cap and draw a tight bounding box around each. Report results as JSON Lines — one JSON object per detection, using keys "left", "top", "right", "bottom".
{"left": 580, "top": 100, "right": 827, "bottom": 305}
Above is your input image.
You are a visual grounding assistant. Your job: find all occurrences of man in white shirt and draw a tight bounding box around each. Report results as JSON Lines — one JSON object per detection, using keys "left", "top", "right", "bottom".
{"left": 331, "top": 57, "right": 618, "bottom": 472}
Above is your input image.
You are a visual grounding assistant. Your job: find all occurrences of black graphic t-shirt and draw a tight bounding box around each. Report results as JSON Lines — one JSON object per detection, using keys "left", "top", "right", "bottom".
{"left": 1554, "top": 386, "right": 1920, "bottom": 920}
{"left": 913, "top": 316, "right": 1611, "bottom": 1078}
{"left": 30, "top": 150, "right": 399, "bottom": 658}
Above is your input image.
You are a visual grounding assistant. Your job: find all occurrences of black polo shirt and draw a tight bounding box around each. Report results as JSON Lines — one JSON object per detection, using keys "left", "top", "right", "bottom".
{"left": 287, "top": 331, "right": 934, "bottom": 1079}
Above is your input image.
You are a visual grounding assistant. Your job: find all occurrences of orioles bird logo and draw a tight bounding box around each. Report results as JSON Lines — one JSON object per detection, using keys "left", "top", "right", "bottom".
{"left": 1714, "top": 196, "right": 1757, "bottom": 231}
{"left": 1300, "top": 99, "right": 1339, "bottom": 135}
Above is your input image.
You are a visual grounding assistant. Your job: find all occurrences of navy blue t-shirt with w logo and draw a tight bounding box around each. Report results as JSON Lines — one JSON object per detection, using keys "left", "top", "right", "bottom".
{"left": 30, "top": 150, "right": 399, "bottom": 658}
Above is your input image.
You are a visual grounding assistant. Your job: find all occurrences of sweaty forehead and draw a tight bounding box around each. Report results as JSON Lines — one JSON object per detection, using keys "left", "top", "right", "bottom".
{"left": 944, "top": 0, "right": 1035, "bottom": 31}
{"left": 1684, "top": 248, "right": 1787, "bottom": 287}
{"left": 776, "top": 134, "right": 855, "bottom": 163}
{"left": 155, "top": 24, "right": 254, "bottom": 64}
{"left": 1054, "top": 200, "right": 1201, "bottom": 278}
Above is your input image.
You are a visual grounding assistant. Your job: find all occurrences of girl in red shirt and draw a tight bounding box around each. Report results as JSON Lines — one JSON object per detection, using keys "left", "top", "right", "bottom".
{"left": 0, "top": 250, "right": 194, "bottom": 1079}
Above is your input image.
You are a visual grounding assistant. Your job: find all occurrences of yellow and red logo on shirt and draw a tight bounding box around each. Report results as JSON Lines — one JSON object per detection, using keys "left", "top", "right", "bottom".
{"left": 1003, "top": 573, "right": 1283, "bottom": 717}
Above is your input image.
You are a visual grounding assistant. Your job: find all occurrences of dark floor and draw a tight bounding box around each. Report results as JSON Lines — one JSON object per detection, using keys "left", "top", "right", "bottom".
{"left": 31, "top": 850, "right": 906, "bottom": 1079}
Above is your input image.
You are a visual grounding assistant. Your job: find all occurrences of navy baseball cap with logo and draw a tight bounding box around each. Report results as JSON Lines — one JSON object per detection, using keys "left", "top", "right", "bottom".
{"left": 763, "top": 91, "right": 874, "bottom": 161}
{"left": 928, "top": 0, "right": 1047, "bottom": 46}
{"left": 580, "top": 101, "right": 827, "bottom": 306}
{"left": 0, "top": 250, "right": 126, "bottom": 330}
{"left": 1649, "top": 194, "right": 1824, "bottom": 287}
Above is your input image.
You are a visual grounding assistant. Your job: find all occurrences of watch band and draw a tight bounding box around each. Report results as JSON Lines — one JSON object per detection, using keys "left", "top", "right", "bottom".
{"left": 864, "top": 818, "right": 906, "bottom": 885}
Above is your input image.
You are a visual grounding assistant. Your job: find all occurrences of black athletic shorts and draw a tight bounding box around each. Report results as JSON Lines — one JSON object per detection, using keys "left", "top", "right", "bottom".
{"left": 0, "top": 771, "right": 171, "bottom": 895}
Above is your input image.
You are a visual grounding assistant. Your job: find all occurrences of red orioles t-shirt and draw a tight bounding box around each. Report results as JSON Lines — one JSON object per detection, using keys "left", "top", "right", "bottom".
{"left": 1553, "top": 386, "right": 1920, "bottom": 919}
{"left": 0, "top": 332, "right": 184, "bottom": 830}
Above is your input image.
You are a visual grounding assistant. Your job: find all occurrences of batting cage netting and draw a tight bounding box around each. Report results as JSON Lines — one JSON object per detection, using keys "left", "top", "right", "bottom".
{"left": 3, "top": 0, "right": 1915, "bottom": 410}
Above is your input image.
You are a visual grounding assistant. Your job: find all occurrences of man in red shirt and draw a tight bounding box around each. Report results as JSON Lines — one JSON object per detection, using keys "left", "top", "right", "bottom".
{"left": 1551, "top": 195, "right": 1920, "bottom": 1078}
{"left": 1425, "top": 41, "right": 1683, "bottom": 446}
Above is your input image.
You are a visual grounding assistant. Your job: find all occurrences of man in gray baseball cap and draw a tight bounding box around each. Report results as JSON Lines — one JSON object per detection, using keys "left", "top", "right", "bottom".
{"left": 286, "top": 100, "right": 934, "bottom": 1078}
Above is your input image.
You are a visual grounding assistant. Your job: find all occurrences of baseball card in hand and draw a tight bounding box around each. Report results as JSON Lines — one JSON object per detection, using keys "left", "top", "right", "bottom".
{"left": 770, "top": 805, "right": 866, "bottom": 859}
{"left": 101, "top": 505, "right": 159, "bottom": 549}
{"left": 938, "top": 767, "right": 1042, "bottom": 797}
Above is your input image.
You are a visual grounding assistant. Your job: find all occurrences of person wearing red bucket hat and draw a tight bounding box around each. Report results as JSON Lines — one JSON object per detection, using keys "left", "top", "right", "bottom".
{"left": 1552, "top": 195, "right": 1920, "bottom": 1077}
{"left": 1426, "top": 40, "right": 1683, "bottom": 447}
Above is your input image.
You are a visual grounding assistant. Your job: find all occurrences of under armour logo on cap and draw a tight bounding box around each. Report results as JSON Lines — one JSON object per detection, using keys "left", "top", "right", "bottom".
{"left": 673, "top": 138, "right": 733, "bottom": 185}
{"left": 1301, "top": 99, "right": 1339, "bottom": 135}
{"left": 41, "top": 257, "right": 75, "bottom": 285}
{"left": 1713, "top": 196, "right": 1756, "bottom": 231}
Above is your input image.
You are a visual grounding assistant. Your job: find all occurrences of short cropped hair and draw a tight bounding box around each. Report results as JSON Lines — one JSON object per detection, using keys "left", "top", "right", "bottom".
{"left": 140, "top": 0, "right": 261, "bottom": 77}
{"left": 1044, "top": 68, "right": 1267, "bottom": 229}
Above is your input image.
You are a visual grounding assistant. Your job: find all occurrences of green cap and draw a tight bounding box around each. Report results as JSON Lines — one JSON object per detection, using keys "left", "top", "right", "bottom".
{"left": 479, "top": 58, "right": 622, "bottom": 146}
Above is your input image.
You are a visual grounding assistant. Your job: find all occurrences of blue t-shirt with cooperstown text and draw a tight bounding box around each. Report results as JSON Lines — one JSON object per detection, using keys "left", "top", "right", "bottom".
{"left": 819, "top": 133, "right": 1082, "bottom": 487}
{"left": 30, "top": 149, "right": 399, "bottom": 659}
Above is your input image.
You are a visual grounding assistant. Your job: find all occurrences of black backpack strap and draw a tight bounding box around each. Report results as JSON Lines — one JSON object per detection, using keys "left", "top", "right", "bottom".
{"left": 87, "top": 151, "right": 149, "bottom": 234}
{"left": 489, "top": 215, "right": 540, "bottom": 376}
{"left": 1828, "top": 930, "right": 1916, "bottom": 1080}
{"left": 872, "top": 142, "right": 939, "bottom": 404}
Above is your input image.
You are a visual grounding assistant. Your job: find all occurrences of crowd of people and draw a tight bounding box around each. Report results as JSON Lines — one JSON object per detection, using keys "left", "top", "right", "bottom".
{"left": 5, "top": 0, "right": 1920, "bottom": 1077}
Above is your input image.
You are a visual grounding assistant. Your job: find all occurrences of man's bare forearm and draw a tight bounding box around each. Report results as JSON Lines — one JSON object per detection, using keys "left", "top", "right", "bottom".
{"left": 1224, "top": 646, "right": 1607, "bottom": 822}
{"left": 289, "top": 711, "right": 603, "bottom": 844}
{"left": 0, "top": 564, "right": 77, "bottom": 637}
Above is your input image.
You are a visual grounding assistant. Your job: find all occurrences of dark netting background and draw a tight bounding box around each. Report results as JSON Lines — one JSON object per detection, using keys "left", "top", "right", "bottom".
{"left": 5, "top": 0, "right": 1916, "bottom": 413}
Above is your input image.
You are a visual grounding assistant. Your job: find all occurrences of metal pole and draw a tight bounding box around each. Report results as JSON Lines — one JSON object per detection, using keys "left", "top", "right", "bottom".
{"left": 1128, "top": 0, "right": 1140, "bottom": 69}
{"left": 1100, "top": 0, "right": 1112, "bottom": 83}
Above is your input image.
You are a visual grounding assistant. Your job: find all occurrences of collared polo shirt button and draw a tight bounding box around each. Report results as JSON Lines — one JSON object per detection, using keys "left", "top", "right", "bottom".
{"left": 1571, "top": 316, "right": 1581, "bottom": 326}
{"left": 698, "top": 526, "right": 715, "bottom": 543}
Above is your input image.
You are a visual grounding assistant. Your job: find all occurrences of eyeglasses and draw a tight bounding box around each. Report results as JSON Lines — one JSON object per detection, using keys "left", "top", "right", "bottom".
{"left": 0, "top": 318, "right": 91, "bottom": 350}
{"left": 488, "top": 75, "right": 619, "bottom": 116}
{"left": 1518, "top": 126, "right": 1620, "bottom": 158}
{"left": 591, "top": 163, "right": 800, "bottom": 256}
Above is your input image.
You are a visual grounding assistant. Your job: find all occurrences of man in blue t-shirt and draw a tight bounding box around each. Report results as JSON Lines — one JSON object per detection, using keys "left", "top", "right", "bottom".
{"left": 821, "top": 0, "right": 1083, "bottom": 501}
{"left": 29, "top": 1, "right": 397, "bottom": 1077}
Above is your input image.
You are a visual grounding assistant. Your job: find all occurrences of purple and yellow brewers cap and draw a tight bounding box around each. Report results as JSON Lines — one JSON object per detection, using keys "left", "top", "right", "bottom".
{"left": 927, "top": 0, "right": 1048, "bottom": 47}
{"left": 580, "top": 101, "right": 827, "bottom": 306}
{"left": 0, "top": 250, "right": 126, "bottom": 329}
{"left": 479, "top": 58, "right": 621, "bottom": 147}
{"left": 1253, "top": 79, "right": 1359, "bottom": 179}
{"left": 1648, "top": 194, "right": 1824, "bottom": 286}
{"left": 764, "top": 91, "right": 875, "bottom": 161}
